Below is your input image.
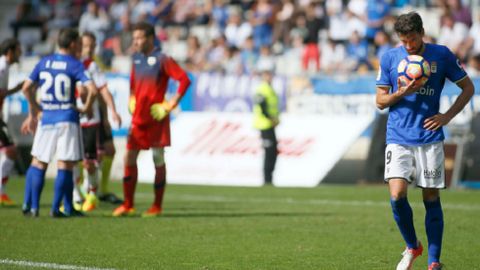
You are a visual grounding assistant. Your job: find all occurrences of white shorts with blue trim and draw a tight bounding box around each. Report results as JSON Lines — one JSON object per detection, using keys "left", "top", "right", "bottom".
{"left": 31, "top": 121, "right": 84, "bottom": 163}
{"left": 384, "top": 142, "right": 445, "bottom": 189}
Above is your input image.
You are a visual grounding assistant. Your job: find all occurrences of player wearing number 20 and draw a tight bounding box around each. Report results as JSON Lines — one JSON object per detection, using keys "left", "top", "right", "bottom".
{"left": 376, "top": 12, "right": 474, "bottom": 270}
{"left": 21, "top": 28, "right": 97, "bottom": 218}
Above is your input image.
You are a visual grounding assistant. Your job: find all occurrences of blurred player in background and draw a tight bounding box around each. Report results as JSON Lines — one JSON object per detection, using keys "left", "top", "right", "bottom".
{"left": 376, "top": 12, "right": 474, "bottom": 270}
{"left": 74, "top": 32, "right": 122, "bottom": 212}
{"left": 0, "top": 38, "right": 23, "bottom": 206}
{"left": 112, "top": 22, "right": 190, "bottom": 217}
{"left": 21, "top": 28, "right": 97, "bottom": 217}
{"left": 253, "top": 62, "right": 279, "bottom": 185}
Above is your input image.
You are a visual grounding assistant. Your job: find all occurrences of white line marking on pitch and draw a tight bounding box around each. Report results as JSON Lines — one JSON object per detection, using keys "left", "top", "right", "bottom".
{"left": 144, "top": 193, "right": 480, "bottom": 211}
{"left": 0, "top": 259, "right": 118, "bottom": 270}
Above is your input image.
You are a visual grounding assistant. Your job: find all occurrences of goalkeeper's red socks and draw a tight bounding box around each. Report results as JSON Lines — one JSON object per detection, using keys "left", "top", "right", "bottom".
{"left": 123, "top": 165, "right": 138, "bottom": 208}
{"left": 153, "top": 165, "right": 166, "bottom": 208}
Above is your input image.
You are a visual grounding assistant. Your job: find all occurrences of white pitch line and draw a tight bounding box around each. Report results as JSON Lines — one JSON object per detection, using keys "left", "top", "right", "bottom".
{"left": 0, "top": 259, "right": 118, "bottom": 270}
{"left": 141, "top": 193, "right": 480, "bottom": 211}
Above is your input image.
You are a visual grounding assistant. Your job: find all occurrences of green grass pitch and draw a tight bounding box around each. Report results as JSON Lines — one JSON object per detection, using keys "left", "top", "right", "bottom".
{"left": 0, "top": 177, "right": 479, "bottom": 270}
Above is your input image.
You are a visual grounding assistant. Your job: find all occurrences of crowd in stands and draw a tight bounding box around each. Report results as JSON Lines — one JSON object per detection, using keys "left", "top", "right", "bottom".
{"left": 9, "top": 0, "right": 480, "bottom": 77}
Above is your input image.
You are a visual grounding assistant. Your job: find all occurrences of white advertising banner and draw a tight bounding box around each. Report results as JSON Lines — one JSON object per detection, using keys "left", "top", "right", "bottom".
{"left": 136, "top": 112, "right": 374, "bottom": 187}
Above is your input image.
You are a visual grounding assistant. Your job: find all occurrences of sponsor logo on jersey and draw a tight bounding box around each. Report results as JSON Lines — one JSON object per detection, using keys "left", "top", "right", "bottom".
{"left": 424, "top": 168, "right": 442, "bottom": 179}
{"left": 431, "top": 61, "right": 437, "bottom": 73}
{"left": 416, "top": 85, "right": 435, "bottom": 96}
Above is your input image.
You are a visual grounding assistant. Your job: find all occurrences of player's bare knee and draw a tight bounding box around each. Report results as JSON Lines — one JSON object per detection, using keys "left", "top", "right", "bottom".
{"left": 57, "top": 160, "right": 76, "bottom": 170}
{"left": 124, "top": 150, "right": 139, "bottom": 166}
{"left": 152, "top": 148, "right": 165, "bottom": 166}
{"left": 31, "top": 157, "right": 48, "bottom": 170}
{"left": 83, "top": 159, "right": 96, "bottom": 173}
{"left": 422, "top": 188, "right": 440, "bottom": 201}
{"left": 105, "top": 142, "right": 116, "bottom": 156}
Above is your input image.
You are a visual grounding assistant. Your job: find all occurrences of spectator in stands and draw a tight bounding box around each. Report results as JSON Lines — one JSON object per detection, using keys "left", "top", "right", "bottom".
{"left": 224, "top": 8, "right": 252, "bottom": 49}
{"left": 346, "top": 30, "right": 374, "bottom": 72}
{"left": 109, "top": 0, "right": 129, "bottom": 32}
{"left": 257, "top": 45, "right": 276, "bottom": 75}
{"left": 240, "top": 36, "right": 258, "bottom": 75}
{"left": 326, "top": 0, "right": 349, "bottom": 44}
{"left": 374, "top": 30, "right": 392, "bottom": 63}
{"left": 211, "top": 0, "right": 229, "bottom": 31}
{"left": 437, "top": 14, "right": 468, "bottom": 57}
{"left": 289, "top": 14, "right": 308, "bottom": 45}
{"left": 320, "top": 38, "right": 347, "bottom": 74}
{"left": 465, "top": 54, "right": 480, "bottom": 77}
{"left": 365, "top": 0, "right": 390, "bottom": 44}
{"left": 273, "top": 0, "right": 295, "bottom": 47}
{"left": 222, "top": 46, "right": 243, "bottom": 75}
{"left": 185, "top": 35, "right": 206, "bottom": 72}
{"left": 79, "top": 1, "right": 110, "bottom": 53}
{"left": 457, "top": 13, "right": 480, "bottom": 62}
{"left": 205, "top": 35, "right": 227, "bottom": 72}
{"left": 10, "top": 0, "right": 48, "bottom": 41}
{"left": 252, "top": 0, "right": 274, "bottom": 49}
{"left": 302, "top": 3, "right": 326, "bottom": 72}
{"left": 446, "top": 0, "right": 472, "bottom": 27}
{"left": 106, "top": 12, "right": 134, "bottom": 57}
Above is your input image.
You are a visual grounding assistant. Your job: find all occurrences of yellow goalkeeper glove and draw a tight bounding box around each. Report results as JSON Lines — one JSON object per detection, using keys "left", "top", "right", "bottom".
{"left": 128, "top": 96, "right": 136, "bottom": 114}
{"left": 150, "top": 101, "right": 172, "bottom": 121}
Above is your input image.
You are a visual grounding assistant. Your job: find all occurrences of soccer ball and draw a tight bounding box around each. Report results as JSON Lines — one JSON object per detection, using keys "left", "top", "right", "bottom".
{"left": 397, "top": 55, "right": 431, "bottom": 87}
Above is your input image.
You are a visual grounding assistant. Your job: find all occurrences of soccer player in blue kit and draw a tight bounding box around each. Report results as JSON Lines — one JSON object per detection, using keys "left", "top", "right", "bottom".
{"left": 21, "top": 28, "right": 97, "bottom": 217}
{"left": 376, "top": 12, "right": 474, "bottom": 270}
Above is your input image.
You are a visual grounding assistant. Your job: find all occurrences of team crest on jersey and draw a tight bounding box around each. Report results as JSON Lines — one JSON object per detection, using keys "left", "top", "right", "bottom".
{"left": 430, "top": 61, "right": 437, "bottom": 73}
{"left": 147, "top": 56, "right": 156, "bottom": 66}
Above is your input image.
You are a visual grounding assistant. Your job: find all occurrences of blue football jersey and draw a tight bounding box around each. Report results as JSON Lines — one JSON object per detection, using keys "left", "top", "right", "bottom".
{"left": 28, "top": 53, "right": 91, "bottom": 125}
{"left": 376, "top": 43, "right": 468, "bottom": 145}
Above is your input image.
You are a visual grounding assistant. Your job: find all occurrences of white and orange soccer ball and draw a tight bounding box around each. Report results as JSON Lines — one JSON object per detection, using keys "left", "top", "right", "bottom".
{"left": 397, "top": 55, "right": 431, "bottom": 87}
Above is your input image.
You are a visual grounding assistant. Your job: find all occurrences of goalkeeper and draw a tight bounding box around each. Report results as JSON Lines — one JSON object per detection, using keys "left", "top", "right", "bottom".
{"left": 113, "top": 22, "right": 190, "bottom": 217}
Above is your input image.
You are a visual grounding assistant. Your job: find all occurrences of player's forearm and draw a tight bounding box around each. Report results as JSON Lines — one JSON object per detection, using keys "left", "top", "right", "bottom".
{"left": 444, "top": 78, "right": 475, "bottom": 120}
{"left": 7, "top": 81, "right": 24, "bottom": 96}
{"left": 99, "top": 86, "right": 118, "bottom": 114}
{"left": 83, "top": 84, "right": 98, "bottom": 111}
{"left": 170, "top": 75, "right": 191, "bottom": 108}
{"left": 376, "top": 90, "right": 402, "bottom": 110}
{"left": 22, "top": 81, "right": 41, "bottom": 116}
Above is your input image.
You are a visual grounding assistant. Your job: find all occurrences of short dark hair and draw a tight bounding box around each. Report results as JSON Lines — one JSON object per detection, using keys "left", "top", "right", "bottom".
{"left": 81, "top": 31, "right": 96, "bottom": 42}
{"left": 0, "top": 38, "right": 20, "bottom": 55}
{"left": 394, "top": 12, "right": 424, "bottom": 35}
{"left": 133, "top": 22, "right": 155, "bottom": 38}
{"left": 58, "top": 28, "right": 80, "bottom": 49}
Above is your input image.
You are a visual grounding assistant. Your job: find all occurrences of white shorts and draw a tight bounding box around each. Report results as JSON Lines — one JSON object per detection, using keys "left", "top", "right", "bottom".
{"left": 31, "top": 122, "right": 84, "bottom": 163}
{"left": 384, "top": 142, "right": 445, "bottom": 189}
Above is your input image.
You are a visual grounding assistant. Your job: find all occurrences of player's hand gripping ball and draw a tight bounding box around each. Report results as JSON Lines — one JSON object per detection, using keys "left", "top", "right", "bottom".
{"left": 150, "top": 101, "right": 172, "bottom": 121}
{"left": 397, "top": 55, "right": 431, "bottom": 87}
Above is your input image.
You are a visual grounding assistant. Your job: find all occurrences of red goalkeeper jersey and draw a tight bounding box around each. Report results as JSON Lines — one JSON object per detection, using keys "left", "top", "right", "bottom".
{"left": 128, "top": 47, "right": 190, "bottom": 149}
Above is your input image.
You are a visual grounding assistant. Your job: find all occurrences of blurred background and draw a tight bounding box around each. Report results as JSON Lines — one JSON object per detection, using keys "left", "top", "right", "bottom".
{"left": 1, "top": 0, "right": 479, "bottom": 188}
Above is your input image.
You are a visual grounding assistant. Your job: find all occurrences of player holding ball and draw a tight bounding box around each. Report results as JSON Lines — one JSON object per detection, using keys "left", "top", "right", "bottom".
{"left": 375, "top": 12, "right": 474, "bottom": 270}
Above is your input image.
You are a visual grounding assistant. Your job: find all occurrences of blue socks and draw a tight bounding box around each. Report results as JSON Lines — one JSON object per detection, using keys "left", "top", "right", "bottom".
{"left": 51, "top": 169, "right": 73, "bottom": 214}
{"left": 62, "top": 170, "right": 74, "bottom": 214}
{"left": 24, "top": 166, "right": 46, "bottom": 211}
{"left": 391, "top": 197, "right": 418, "bottom": 249}
{"left": 424, "top": 198, "right": 443, "bottom": 265}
